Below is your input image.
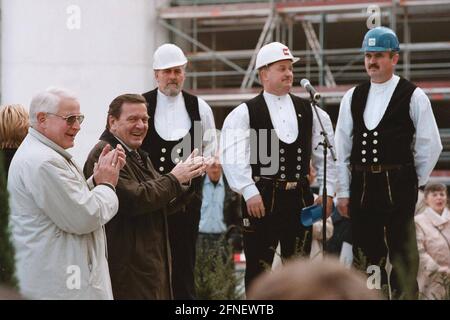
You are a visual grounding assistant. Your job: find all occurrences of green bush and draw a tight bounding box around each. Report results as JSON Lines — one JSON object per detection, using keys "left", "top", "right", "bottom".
{"left": 194, "top": 237, "right": 243, "bottom": 300}
{"left": 0, "top": 151, "right": 18, "bottom": 288}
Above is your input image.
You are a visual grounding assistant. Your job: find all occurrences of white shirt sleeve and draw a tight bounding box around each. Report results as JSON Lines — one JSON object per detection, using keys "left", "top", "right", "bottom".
{"left": 198, "top": 97, "right": 218, "bottom": 158}
{"left": 335, "top": 88, "right": 356, "bottom": 199}
{"left": 409, "top": 88, "right": 443, "bottom": 186}
{"left": 311, "top": 107, "right": 337, "bottom": 197}
{"left": 220, "top": 103, "right": 260, "bottom": 201}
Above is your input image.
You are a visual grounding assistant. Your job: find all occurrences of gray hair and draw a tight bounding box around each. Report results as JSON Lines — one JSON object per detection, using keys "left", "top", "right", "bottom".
{"left": 29, "top": 87, "right": 78, "bottom": 127}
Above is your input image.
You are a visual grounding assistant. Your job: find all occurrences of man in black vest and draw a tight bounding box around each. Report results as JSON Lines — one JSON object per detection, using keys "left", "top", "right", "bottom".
{"left": 221, "top": 42, "right": 336, "bottom": 293}
{"left": 335, "top": 26, "right": 442, "bottom": 299}
{"left": 141, "top": 44, "right": 217, "bottom": 299}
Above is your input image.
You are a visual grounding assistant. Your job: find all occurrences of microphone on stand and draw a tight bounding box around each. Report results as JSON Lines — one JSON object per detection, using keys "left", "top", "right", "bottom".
{"left": 300, "top": 78, "right": 335, "bottom": 253}
{"left": 300, "top": 79, "right": 321, "bottom": 101}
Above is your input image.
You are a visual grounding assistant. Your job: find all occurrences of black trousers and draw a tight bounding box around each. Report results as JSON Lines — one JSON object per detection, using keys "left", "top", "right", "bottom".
{"left": 168, "top": 204, "right": 201, "bottom": 300}
{"left": 242, "top": 181, "right": 314, "bottom": 293}
{"left": 349, "top": 165, "right": 419, "bottom": 299}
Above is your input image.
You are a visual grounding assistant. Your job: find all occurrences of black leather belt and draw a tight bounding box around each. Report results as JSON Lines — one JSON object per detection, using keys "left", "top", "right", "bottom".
{"left": 253, "top": 176, "right": 307, "bottom": 190}
{"left": 352, "top": 163, "right": 410, "bottom": 174}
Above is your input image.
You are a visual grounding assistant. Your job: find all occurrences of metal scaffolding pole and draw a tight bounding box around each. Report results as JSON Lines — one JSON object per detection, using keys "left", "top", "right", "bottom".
{"left": 288, "top": 16, "right": 293, "bottom": 50}
{"left": 319, "top": 14, "right": 325, "bottom": 87}
{"left": 159, "top": 19, "right": 246, "bottom": 75}
{"left": 241, "top": 4, "right": 277, "bottom": 89}
{"left": 302, "top": 20, "right": 336, "bottom": 87}
{"left": 275, "top": 17, "right": 281, "bottom": 42}
{"left": 281, "top": 17, "right": 286, "bottom": 45}
{"left": 212, "top": 31, "right": 216, "bottom": 89}
{"left": 390, "top": 0, "right": 397, "bottom": 31}
{"left": 403, "top": 7, "right": 411, "bottom": 80}
{"left": 193, "top": 18, "right": 198, "bottom": 90}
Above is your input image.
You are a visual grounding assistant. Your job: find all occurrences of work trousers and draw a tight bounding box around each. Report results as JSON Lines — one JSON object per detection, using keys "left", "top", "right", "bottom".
{"left": 242, "top": 179, "right": 314, "bottom": 293}
{"left": 350, "top": 165, "right": 419, "bottom": 299}
{"left": 168, "top": 200, "right": 201, "bottom": 300}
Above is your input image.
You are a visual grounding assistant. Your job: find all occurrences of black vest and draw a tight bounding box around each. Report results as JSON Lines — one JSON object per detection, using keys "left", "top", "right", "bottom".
{"left": 350, "top": 78, "right": 416, "bottom": 166}
{"left": 141, "top": 89, "right": 202, "bottom": 175}
{"left": 246, "top": 92, "right": 313, "bottom": 180}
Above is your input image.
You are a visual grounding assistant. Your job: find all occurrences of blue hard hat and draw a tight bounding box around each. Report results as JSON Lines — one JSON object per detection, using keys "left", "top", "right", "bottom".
{"left": 361, "top": 26, "right": 400, "bottom": 52}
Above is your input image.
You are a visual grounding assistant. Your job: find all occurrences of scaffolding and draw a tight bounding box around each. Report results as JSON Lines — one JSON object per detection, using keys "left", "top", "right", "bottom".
{"left": 158, "top": 0, "right": 450, "bottom": 108}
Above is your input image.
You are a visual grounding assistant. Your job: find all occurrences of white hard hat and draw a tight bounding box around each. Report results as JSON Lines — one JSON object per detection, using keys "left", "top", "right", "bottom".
{"left": 255, "top": 42, "right": 299, "bottom": 70}
{"left": 153, "top": 43, "right": 188, "bottom": 70}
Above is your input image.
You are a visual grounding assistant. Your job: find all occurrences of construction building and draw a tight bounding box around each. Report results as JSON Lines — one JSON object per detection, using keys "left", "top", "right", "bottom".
{"left": 158, "top": 0, "right": 450, "bottom": 176}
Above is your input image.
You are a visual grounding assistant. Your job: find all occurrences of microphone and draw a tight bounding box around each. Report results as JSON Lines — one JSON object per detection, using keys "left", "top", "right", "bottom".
{"left": 300, "top": 79, "right": 321, "bottom": 101}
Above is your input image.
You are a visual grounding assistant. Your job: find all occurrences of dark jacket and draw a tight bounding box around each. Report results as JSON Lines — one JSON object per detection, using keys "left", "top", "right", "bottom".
{"left": 1, "top": 148, "right": 17, "bottom": 178}
{"left": 83, "top": 130, "right": 186, "bottom": 300}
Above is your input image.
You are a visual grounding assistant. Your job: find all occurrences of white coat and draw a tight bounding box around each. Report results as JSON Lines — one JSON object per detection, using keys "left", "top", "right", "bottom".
{"left": 7, "top": 128, "right": 118, "bottom": 299}
{"left": 415, "top": 206, "right": 450, "bottom": 300}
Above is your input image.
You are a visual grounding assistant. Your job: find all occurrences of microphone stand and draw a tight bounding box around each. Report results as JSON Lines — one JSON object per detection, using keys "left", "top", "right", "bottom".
{"left": 308, "top": 94, "right": 336, "bottom": 254}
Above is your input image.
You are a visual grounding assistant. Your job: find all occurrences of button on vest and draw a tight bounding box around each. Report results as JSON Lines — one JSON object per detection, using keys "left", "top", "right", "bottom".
{"left": 246, "top": 93, "right": 313, "bottom": 180}
{"left": 350, "top": 78, "right": 416, "bottom": 166}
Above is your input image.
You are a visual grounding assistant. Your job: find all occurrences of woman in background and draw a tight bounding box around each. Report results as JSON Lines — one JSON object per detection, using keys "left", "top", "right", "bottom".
{"left": 415, "top": 183, "right": 450, "bottom": 299}
{"left": 0, "top": 104, "right": 29, "bottom": 174}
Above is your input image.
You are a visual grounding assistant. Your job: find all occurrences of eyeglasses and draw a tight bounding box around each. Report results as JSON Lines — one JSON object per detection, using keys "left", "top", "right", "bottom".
{"left": 47, "top": 113, "right": 85, "bottom": 125}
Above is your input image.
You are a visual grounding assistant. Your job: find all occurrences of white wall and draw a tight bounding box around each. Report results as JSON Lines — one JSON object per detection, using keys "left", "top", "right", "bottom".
{"left": 1, "top": 0, "right": 168, "bottom": 164}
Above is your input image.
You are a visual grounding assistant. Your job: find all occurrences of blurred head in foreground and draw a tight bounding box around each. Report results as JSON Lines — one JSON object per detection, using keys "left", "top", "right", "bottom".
{"left": 247, "top": 257, "right": 382, "bottom": 300}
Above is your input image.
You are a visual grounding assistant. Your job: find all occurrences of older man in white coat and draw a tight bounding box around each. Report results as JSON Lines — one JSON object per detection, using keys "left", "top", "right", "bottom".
{"left": 7, "top": 87, "right": 125, "bottom": 299}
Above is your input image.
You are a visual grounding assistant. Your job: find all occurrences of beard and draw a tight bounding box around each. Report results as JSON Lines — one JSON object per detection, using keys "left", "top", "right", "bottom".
{"left": 161, "top": 83, "right": 182, "bottom": 97}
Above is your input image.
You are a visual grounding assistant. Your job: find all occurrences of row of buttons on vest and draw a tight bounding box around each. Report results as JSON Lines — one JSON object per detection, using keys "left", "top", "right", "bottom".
{"left": 279, "top": 148, "right": 302, "bottom": 155}
{"left": 280, "top": 157, "right": 302, "bottom": 163}
{"left": 280, "top": 173, "right": 303, "bottom": 179}
{"left": 159, "top": 148, "right": 183, "bottom": 172}
{"left": 160, "top": 147, "right": 183, "bottom": 154}
{"left": 361, "top": 131, "right": 379, "bottom": 163}
{"left": 279, "top": 147, "right": 302, "bottom": 179}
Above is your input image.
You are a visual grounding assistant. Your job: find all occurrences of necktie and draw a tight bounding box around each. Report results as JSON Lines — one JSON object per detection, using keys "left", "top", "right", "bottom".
{"left": 131, "top": 151, "right": 146, "bottom": 168}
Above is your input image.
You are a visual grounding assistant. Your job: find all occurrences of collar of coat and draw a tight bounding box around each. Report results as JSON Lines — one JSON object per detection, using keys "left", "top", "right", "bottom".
{"left": 29, "top": 127, "right": 73, "bottom": 161}
{"left": 99, "top": 129, "right": 149, "bottom": 160}
{"left": 423, "top": 206, "right": 450, "bottom": 228}
{"left": 204, "top": 174, "right": 224, "bottom": 187}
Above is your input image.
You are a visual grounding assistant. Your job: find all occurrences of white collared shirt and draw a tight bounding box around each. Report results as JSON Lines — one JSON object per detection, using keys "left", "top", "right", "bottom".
{"left": 263, "top": 92, "right": 299, "bottom": 143}
{"left": 335, "top": 75, "right": 443, "bottom": 198}
{"left": 220, "top": 91, "right": 337, "bottom": 201}
{"left": 155, "top": 90, "right": 217, "bottom": 157}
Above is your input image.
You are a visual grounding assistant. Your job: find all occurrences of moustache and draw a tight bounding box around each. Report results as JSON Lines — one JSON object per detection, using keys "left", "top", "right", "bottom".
{"left": 369, "top": 64, "right": 379, "bottom": 69}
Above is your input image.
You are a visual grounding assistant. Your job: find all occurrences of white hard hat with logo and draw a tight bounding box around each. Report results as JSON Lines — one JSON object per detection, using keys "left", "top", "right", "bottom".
{"left": 153, "top": 43, "right": 188, "bottom": 70}
{"left": 255, "top": 42, "right": 300, "bottom": 70}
